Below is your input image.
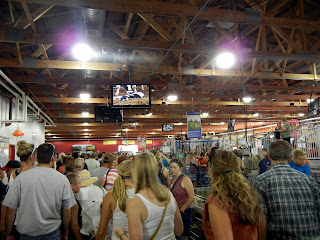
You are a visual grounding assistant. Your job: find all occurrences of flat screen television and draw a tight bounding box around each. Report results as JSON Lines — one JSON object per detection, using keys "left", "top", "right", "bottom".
{"left": 94, "top": 105, "right": 123, "bottom": 122}
{"left": 110, "top": 84, "right": 151, "bottom": 108}
{"left": 162, "top": 124, "right": 174, "bottom": 132}
{"left": 307, "top": 98, "right": 319, "bottom": 118}
{"left": 228, "top": 118, "right": 235, "bottom": 131}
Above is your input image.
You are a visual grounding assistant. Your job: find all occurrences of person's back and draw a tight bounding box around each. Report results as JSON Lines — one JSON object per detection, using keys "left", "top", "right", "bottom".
{"left": 135, "top": 191, "right": 176, "bottom": 240}
{"left": 85, "top": 158, "right": 99, "bottom": 175}
{"left": 4, "top": 167, "right": 75, "bottom": 236}
{"left": 253, "top": 140, "right": 320, "bottom": 240}
{"left": 92, "top": 167, "right": 109, "bottom": 186}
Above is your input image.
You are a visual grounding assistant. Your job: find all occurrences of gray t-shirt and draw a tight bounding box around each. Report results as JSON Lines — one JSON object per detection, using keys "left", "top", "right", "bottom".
{"left": 3, "top": 167, "right": 76, "bottom": 236}
{"left": 92, "top": 167, "right": 109, "bottom": 186}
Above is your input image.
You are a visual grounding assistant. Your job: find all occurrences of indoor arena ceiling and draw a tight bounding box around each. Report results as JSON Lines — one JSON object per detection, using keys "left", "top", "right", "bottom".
{"left": 0, "top": 0, "right": 320, "bottom": 139}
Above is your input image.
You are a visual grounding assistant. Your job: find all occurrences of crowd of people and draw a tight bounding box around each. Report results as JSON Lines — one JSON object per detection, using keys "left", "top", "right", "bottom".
{"left": 0, "top": 139, "right": 318, "bottom": 240}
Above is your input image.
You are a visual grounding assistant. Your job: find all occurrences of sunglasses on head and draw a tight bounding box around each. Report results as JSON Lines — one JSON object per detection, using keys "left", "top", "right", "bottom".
{"left": 40, "top": 143, "right": 56, "bottom": 159}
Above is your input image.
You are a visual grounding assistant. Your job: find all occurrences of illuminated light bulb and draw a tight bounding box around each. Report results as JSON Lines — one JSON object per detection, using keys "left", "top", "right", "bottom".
{"left": 72, "top": 43, "right": 93, "bottom": 61}
{"left": 167, "top": 95, "right": 178, "bottom": 101}
{"left": 80, "top": 93, "right": 90, "bottom": 101}
{"left": 243, "top": 96, "right": 252, "bottom": 103}
{"left": 216, "top": 52, "right": 235, "bottom": 69}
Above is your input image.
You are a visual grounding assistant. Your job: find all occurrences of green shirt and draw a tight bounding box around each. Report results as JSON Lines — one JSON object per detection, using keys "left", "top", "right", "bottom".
{"left": 177, "top": 152, "right": 185, "bottom": 161}
{"left": 282, "top": 122, "right": 291, "bottom": 138}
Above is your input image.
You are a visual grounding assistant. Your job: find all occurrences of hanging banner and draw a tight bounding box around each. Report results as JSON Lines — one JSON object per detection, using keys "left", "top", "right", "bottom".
{"left": 187, "top": 111, "right": 201, "bottom": 138}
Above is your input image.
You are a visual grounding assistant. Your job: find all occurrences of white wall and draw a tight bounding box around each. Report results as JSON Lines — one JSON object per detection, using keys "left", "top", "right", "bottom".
{"left": 0, "top": 94, "right": 45, "bottom": 160}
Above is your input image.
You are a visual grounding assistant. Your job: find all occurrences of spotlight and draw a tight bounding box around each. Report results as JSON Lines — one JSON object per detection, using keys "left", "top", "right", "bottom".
{"left": 202, "top": 112, "right": 209, "bottom": 117}
{"left": 72, "top": 43, "right": 93, "bottom": 62}
{"left": 80, "top": 93, "right": 90, "bottom": 101}
{"left": 253, "top": 113, "right": 259, "bottom": 117}
{"left": 167, "top": 95, "right": 178, "bottom": 101}
{"left": 298, "top": 113, "right": 305, "bottom": 117}
{"left": 216, "top": 52, "right": 235, "bottom": 69}
{"left": 82, "top": 112, "right": 89, "bottom": 117}
{"left": 243, "top": 96, "right": 252, "bottom": 103}
{"left": 306, "top": 99, "right": 314, "bottom": 103}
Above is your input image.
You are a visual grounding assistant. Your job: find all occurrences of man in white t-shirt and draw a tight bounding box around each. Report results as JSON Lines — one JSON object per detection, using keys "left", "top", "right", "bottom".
{"left": 85, "top": 152, "right": 100, "bottom": 176}
{"left": 3, "top": 143, "right": 75, "bottom": 239}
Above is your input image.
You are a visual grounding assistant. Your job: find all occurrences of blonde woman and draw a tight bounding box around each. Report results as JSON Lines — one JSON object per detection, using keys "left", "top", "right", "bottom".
{"left": 203, "top": 149, "right": 265, "bottom": 240}
{"left": 96, "top": 160, "right": 134, "bottom": 240}
{"left": 74, "top": 157, "right": 85, "bottom": 172}
{"left": 115, "top": 152, "right": 183, "bottom": 240}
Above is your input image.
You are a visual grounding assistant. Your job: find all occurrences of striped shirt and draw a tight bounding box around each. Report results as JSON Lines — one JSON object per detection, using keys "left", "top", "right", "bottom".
{"left": 253, "top": 162, "right": 320, "bottom": 240}
{"left": 102, "top": 169, "right": 118, "bottom": 192}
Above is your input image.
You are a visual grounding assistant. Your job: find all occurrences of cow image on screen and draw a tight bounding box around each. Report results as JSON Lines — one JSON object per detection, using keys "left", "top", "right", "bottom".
{"left": 115, "top": 85, "right": 145, "bottom": 102}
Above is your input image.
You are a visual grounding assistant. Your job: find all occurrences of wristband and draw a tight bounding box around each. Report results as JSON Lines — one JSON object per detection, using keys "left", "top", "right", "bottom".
{"left": 119, "top": 232, "right": 127, "bottom": 239}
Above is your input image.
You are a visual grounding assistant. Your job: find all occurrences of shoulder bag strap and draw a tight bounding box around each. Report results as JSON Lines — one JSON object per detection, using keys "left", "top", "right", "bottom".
{"left": 150, "top": 190, "right": 170, "bottom": 240}
{"left": 170, "top": 174, "right": 185, "bottom": 191}
{"left": 104, "top": 169, "right": 111, "bottom": 187}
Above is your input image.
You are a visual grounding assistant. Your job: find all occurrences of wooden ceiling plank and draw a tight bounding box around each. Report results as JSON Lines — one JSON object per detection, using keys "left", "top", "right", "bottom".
{"left": 11, "top": 0, "right": 320, "bottom": 30}
{"left": 124, "top": 13, "right": 134, "bottom": 35}
{"left": 15, "top": 42, "right": 22, "bottom": 64}
{"left": 0, "top": 58, "right": 318, "bottom": 80}
{"left": 271, "top": 27, "right": 303, "bottom": 54}
{"left": 31, "top": 44, "right": 52, "bottom": 58}
{"left": 20, "top": 0, "right": 38, "bottom": 33}
{"left": 137, "top": 13, "right": 174, "bottom": 42}
{"left": 251, "top": 26, "right": 262, "bottom": 74}
{"left": 8, "top": 1, "right": 15, "bottom": 23}
{"left": 17, "top": 4, "right": 54, "bottom": 30}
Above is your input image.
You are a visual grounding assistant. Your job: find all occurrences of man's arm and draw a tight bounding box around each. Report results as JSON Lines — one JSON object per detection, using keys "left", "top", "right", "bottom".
{"left": 5, "top": 208, "right": 16, "bottom": 237}
{"left": 61, "top": 208, "right": 71, "bottom": 237}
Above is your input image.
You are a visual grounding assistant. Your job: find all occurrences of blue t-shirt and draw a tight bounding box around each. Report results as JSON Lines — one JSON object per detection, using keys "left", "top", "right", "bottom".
{"left": 162, "top": 158, "right": 168, "bottom": 168}
{"left": 258, "top": 158, "right": 271, "bottom": 175}
{"left": 289, "top": 160, "right": 311, "bottom": 176}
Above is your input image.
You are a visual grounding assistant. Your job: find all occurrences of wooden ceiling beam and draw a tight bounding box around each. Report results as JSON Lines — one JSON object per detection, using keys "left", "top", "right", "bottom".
{"left": 31, "top": 97, "right": 308, "bottom": 106}
{"left": 10, "top": 0, "right": 320, "bottom": 30}
{"left": 0, "top": 58, "right": 318, "bottom": 80}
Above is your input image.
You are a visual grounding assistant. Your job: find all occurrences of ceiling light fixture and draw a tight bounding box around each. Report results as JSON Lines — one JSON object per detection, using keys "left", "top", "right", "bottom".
{"left": 220, "top": 122, "right": 225, "bottom": 125}
{"left": 124, "top": 128, "right": 129, "bottom": 132}
{"left": 82, "top": 112, "right": 89, "bottom": 117}
{"left": 243, "top": 96, "right": 252, "bottom": 103}
{"left": 83, "top": 123, "right": 88, "bottom": 126}
{"left": 216, "top": 52, "right": 235, "bottom": 69}
{"left": 167, "top": 95, "right": 178, "bottom": 101}
{"left": 202, "top": 112, "right": 209, "bottom": 117}
{"left": 151, "top": 132, "right": 156, "bottom": 134}
{"left": 84, "top": 129, "right": 88, "bottom": 131}
{"left": 146, "top": 113, "right": 153, "bottom": 117}
{"left": 80, "top": 93, "right": 90, "bottom": 101}
{"left": 298, "top": 113, "right": 305, "bottom": 117}
{"left": 177, "top": 122, "right": 183, "bottom": 125}
{"left": 306, "top": 99, "right": 314, "bottom": 103}
{"left": 47, "top": 133, "right": 52, "bottom": 135}
{"left": 72, "top": 43, "right": 93, "bottom": 61}
{"left": 253, "top": 113, "right": 259, "bottom": 117}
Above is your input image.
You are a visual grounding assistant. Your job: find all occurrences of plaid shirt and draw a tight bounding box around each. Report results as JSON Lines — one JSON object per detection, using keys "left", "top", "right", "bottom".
{"left": 253, "top": 162, "right": 320, "bottom": 240}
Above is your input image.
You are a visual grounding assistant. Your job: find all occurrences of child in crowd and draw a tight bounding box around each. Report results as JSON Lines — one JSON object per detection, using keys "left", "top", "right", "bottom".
{"left": 66, "top": 173, "right": 82, "bottom": 240}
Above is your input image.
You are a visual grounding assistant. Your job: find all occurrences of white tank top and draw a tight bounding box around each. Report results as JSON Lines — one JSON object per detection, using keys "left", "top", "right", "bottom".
{"left": 135, "top": 191, "right": 176, "bottom": 240}
{"left": 112, "top": 188, "right": 135, "bottom": 240}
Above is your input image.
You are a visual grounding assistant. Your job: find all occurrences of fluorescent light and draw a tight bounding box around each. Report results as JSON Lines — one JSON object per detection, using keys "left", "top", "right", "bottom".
{"left": 83, "top": 123, "right": 88, "bottom": 126}
{"left": 202, "top": 112, "right": 209, "bottom": 117}
{"left": 298, "top": 113, "right": 305, "bottom": 117}
{"left": 243, "top": 96, "right": 252, "bottom": 103}
{"left": 253, "top": 113, "right": 259, "bottom": 117}
{"left": 72, "top": 43, "right": 93, "bottom": 61}
{"left": 146, "top": 113, "right": 153, "bottom": 117}
{"left": 167, "top": 95, "right": 178, "bottom": 101}
{"left": 82, "top": 112, "right": 89, "bottom": 117}
{"left": 80, "top": 93, "right": 90, "bottom": 101}
{"left": 306, "top": 99, "right": 314, "bottom": 103}
{"left": 216, "top": 52, "right": 235, "bottom": 69}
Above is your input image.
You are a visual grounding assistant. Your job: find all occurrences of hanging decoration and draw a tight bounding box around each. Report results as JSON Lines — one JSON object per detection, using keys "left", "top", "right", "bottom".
{"left": 13, "top": 127, "right": 24, "bottom": 137}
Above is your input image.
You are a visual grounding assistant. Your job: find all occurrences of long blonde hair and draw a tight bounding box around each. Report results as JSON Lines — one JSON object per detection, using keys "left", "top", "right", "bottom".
{"left": 113, "top": 160, "right": 133, "bottom": 212}
{"left": 133, "top": 152, "right": 167, "bottom": 201}
{"left": 208, "top": 149, "right": 262, "bottom": 224}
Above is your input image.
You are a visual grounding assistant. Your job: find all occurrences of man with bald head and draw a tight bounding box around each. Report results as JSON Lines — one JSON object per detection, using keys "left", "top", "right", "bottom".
{"left": 253, "top": 140, "right": 320, "bottom": 240}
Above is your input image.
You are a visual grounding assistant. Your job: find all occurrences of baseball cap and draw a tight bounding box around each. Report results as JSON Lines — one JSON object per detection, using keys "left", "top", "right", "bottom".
{"left": 1, "top": 160, "right": 21, "bottom": 171}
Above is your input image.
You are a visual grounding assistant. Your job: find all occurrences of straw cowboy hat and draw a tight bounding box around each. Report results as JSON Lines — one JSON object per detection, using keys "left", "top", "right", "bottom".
{"left": 77, "top": 170, "right": 98, "bottom": 187}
